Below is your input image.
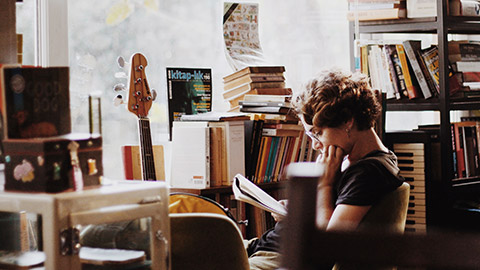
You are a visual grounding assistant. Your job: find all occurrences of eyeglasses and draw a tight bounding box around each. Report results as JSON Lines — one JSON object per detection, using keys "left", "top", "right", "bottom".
{"left": 305, "top": 130, "right": 320, "bottom": 143}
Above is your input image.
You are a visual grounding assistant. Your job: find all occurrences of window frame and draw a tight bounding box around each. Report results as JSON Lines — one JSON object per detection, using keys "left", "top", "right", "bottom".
{"left": 34, "top": 0, "right": 68, "bottom": 67}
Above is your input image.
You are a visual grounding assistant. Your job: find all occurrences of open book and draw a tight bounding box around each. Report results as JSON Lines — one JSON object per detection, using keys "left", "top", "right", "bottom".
{"left": 232, "top": 174, "right": 287, "bottom": 217}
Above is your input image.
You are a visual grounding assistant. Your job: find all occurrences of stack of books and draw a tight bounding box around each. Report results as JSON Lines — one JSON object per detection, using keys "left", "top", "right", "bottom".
{"left": 222, "top": 66, "right": 290, "bottom": 111}
{"left": 346, "top": 0, "right": 406, "bottom": 21}
{"left": 448, "top": 40, "right": 480, "bottom": 97}
{"left": 239, "top": 94, "right": 297, "bottom": 123}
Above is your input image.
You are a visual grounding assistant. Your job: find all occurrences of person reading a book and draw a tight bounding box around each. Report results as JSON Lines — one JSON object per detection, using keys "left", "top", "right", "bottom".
{"left": 246, "top": 68, "right": 404, "bottom": 270}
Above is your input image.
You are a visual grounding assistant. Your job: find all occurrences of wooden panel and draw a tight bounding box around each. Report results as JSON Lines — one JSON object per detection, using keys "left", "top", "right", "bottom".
{"left": 0, "top": 0, "right": 16, "bottom": 64}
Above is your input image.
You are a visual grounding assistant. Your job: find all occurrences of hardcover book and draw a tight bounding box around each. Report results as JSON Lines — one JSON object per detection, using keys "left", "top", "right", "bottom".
{"left": 448, "top": 40, "right": 480, "bottom": 63}
{"left": 384, "top": 44, "right": 402, "bottom": 99}
{"left": 167, "top": 67, "right": 212, "bottom": 140}
{"left": 396, "top": 44, "right": 422, "bottom": 99}
{"left": 389, "top": 44, "right": 409, "bottom": 98}
{"left": 208, "top": 120, "right": 245, "bottom": 185}
{"left": 421, "top": 46, "right": 462, "bottom": 95}
{"left": 223, "top": 74, "right": 285, "bottom": 90}
{"left": 346, "top": 8, "right": 406, "bottom": 21}
{"left": 170, "top": 121, "right": 210, "bottom": 189}
{"left": 222, "top": 81, "right": 286, "bottom": 100}
{"left": 223, "top": 66, "right": 286, "bottom": 82}
{"left": 240, "top": 106, "right": 291, "bottom": 115}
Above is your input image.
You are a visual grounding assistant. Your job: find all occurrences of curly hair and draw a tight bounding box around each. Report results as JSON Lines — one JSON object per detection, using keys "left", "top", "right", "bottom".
{"left": 292, "top": 68, "right": 381, "bottom": 131}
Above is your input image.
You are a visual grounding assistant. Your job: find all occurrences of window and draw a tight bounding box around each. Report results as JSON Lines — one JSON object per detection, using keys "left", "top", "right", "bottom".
{"left": 67, "top": 0, "right": 351, "bottom": 180}
{"left": 18, "top": 0, "right": 358, "bottom": 180}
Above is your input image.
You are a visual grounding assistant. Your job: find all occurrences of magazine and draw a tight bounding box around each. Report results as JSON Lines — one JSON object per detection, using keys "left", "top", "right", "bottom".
{"left": 166, "top": 67, "right": 212, "bottom": 140}
{"left": 232, "top": 174, "right": 287, "bottom": 217}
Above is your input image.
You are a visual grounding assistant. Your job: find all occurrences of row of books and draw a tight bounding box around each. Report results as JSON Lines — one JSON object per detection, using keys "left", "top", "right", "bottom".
{"left": 170, "top": 114, "right": 249, "bottom": 189}
{"left": 451, "top": 120, "right": 480, "bottom": 179}
{"left": 222, "top": 66, "right": 291, "bottom": 112}
{"left": 347, "top": 0, "right": 480, "bottom": 21}
{"left": 170, "top": 111, "right": 319, "bottom": 188}
{"left": 246, "top": 118, "right": 319, "bottom": 184}
{"left": 357, "top": 39, "right": 462, "bottom": 100}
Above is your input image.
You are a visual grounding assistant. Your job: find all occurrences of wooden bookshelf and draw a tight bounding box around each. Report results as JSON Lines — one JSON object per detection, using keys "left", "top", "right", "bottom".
{"left": 349, "top": 0, "right": 480, "bottom": 232}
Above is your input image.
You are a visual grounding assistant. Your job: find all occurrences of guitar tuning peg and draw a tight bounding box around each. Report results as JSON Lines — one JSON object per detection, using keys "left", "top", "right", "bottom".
{"left": 117, "top": 56, "right": 126, "bottom": 68}
{"left": 114, "top": 72, "right": 127, "bottom": 79}
{"left": 113, "top": 94, "right": 125, "bottom": 106}
{"left": 113, "top": 83, "right": 126, "bottom": 92}
{"left": 151, "top": 89, "right": 157, "bottom": 101}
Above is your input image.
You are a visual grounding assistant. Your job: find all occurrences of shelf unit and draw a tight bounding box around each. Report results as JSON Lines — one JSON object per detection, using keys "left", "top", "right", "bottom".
{"left": 349, "top": 0, "right": 480, "bottom": 231}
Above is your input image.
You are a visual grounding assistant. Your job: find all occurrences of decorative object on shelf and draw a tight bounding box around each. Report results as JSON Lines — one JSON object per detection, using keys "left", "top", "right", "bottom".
{"left": 3, "top": 133, "right": 103, "bottom": 193}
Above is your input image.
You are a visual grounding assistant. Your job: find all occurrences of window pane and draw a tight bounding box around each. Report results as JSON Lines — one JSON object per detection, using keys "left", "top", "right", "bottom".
{"left": 16, "top": 0, "right": 36, "bottom": 65}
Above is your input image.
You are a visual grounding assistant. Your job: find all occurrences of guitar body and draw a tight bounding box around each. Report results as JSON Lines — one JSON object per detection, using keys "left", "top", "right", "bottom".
{"left": 126, "top": 53, "right": 158, "bottom": 181}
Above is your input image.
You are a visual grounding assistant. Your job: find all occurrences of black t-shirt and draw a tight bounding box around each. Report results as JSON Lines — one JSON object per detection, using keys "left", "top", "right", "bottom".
{"left": 335, "top": 150, "right": 404, "bottom": 206}
{"left": 249, "top": 150, "right": 404, "bottom": 255}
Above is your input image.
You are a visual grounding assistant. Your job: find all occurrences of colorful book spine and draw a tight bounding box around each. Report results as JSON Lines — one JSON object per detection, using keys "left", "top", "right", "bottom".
{"left": 383, "top": 45, "right": 402, "bottom": 99}
{"left": 402, "top": 40, "right": 433, "bottom": 99}
{"left": 396, "top": 44, "right": 421, "bottom": 99}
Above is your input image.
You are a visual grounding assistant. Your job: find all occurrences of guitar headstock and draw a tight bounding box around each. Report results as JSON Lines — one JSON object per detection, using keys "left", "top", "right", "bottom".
{"left": 128, "top": 53, "right": 153, "bottom": 118}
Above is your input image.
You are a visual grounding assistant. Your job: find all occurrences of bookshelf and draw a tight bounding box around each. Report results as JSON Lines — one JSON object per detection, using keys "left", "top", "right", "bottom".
{"left": 349, "top": 0, "right": 480, "bottom": 232}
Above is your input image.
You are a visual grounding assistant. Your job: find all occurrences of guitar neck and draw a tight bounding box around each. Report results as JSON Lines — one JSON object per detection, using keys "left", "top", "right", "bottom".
{"left": 138, "top": 118, "right": 156, "bottom": 181}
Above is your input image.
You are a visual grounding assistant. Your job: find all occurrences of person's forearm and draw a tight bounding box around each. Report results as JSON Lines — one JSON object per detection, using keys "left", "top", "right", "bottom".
{"left": 315, "top": 184, "right": 335, "bottom": 230}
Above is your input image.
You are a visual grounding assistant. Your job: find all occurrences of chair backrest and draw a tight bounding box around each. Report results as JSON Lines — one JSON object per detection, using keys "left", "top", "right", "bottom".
{"left": 333, "top": 182, "right": 410, "bottom": 270}
{"left": 169, "top": 192, "right": 231, "bottom": 216}
{"left": 170, "top": 213, "right": 250, "bottom": 270}
{"left": 357, "top": 182, "right": 410, "bottom": 233}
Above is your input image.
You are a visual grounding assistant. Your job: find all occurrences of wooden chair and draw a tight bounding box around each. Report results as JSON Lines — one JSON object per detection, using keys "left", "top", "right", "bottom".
{"left": 281, "top": 162, "right": 480, "bottom": 270}
{"left": 170, "top": 213, "right": 250, "bottom": 270}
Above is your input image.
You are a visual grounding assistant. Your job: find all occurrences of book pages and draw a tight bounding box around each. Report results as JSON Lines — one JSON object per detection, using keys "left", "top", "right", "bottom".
{"left": 232, "top": 173, "right": 287, "bottom": 217}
